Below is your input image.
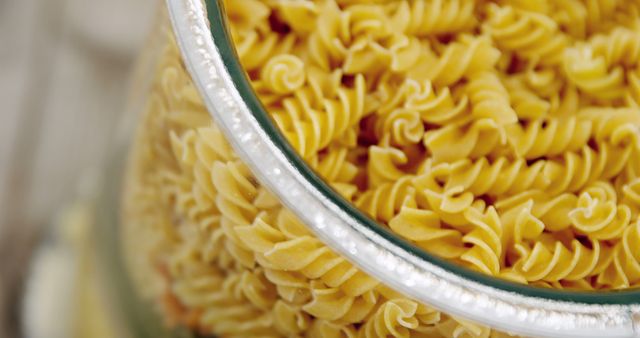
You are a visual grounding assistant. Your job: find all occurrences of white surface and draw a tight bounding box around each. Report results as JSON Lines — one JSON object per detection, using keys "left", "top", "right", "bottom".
{"left": 0, "top": 0, "right": 154, "bottom": 235}
{"left": 0, "top": 0, "right": 154, "bottom": 336}
{"left": 0, "top": 0, "right": 40, "bottom": 239}
{"left": 22, "top": 240, "right": 77, "bottom": 338}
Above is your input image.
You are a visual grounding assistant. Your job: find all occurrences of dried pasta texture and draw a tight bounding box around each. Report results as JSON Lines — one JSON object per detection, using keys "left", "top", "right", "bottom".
{"left": 123, "top": 0, "right": 640, "bottom": 337}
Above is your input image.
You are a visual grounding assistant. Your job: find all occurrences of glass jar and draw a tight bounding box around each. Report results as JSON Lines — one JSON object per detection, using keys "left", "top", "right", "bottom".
{"left": 96, "top": 1, "right": 640, "bottom": 337}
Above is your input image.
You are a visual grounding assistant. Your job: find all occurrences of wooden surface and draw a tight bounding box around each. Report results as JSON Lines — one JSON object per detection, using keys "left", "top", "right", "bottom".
{"left": 0, "top": 0, "right": 154, "bottom": 336}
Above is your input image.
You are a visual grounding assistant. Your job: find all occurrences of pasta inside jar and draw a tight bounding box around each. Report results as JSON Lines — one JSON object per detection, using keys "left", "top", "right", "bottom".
{"left": 121, "top": 0, "right": 640, "bottom": 337}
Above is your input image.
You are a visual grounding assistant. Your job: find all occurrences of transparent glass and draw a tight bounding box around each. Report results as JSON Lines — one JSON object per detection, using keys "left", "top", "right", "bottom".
{"left": 93, "top": 7, "right": 194, "bottom": 337}
{"left": 204, "top": 1, "right": 640, "bottom": 302}
{"left": 95, "top": 1, "right": 640, "bottom": 337}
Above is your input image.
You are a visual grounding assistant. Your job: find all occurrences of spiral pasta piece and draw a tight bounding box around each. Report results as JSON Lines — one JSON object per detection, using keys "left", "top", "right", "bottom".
{"left": 356, "top": 176, "right": 415, "bottom": 223}
{"left": 374, "top": 109, "right": 425, "bottom": 146}
{"left": 521, "top": 67, "right": 566, "bottom": 99}
{"left": 262, "top": 268, "right": 311, "bottom": 305}
{"left": 211, "top": 161, "right": 258, "bottom": 225}
{"left": 569, "top": 183, "right": 632, "bottom": 240}
{"left": 466, "top": 71, "right": 518, "bottom": 125}
{"left": 306, "top": 1, "right": 349, "bottom": 71}
{"left": 367, "top": 146, "right": 409, "bottom": 187}
{"left": 342, "top": 38, "right": 392, "bottom": 75}
{"left": 423, "top": 119, "right": 505, "bottom": 163}
{"left": 210, "top": 161, "right": 261, "bottom": 268}
{"left": 413, "top": 165, "right": 484, "bottom": 227}
{"left": 598, "top": 221, "right": 640, "bottom": 288}
{"left": 626, "top": 69, "right": 640, "bottom": 107}
{"left": 271, "top": 74, "right": 366, "bottom": 157}
{"left": 503, "top": 0, "right": 553, "bottom": 13}
{"left": 388, "top": 0, "right": 477, "bottom": 36}
{"left": 551, "top": 0, "right": 589, "bottom": 39}
{"left": 511, "top": 235, "right": 611, "bottom": 284}
{"left": 410, "top": 35, "right": 501, "bottom": 86}
{"left": 434, "top": 156, "right": 549, "bottom": 197}
{"left": 496, "top": 190, "right": 577, "bottom": 232}
{"left": 272, "top": 1, "right": 318, "bottom": 36}
{"left": 498, "top": 200, "right": 545, "bottom": 257}
{"left": 303, "top": 281, "right": 379, "bottom": 323}
{"left": 345, "top": 4, "right": 392, "bottom": 39}
{"left": 590, "top": 27, "right": 640, "bottom": 68}
{"left": 621, "top": 177, "right": 640, "bottom": 216}
{"left": 435, "top": 316, "right": 493, "bottom": 338}
{"left": 461, "top": 207, "right": 503, "bottom": 275}
{"left": 308, "top": 145, "right": 359, "bottom": 186}
{"left": 503, "top": 115, "right": 592, "bottom": 159}
{"left": 486, "top": 4, "right": 569, "bottom": 65}
{"left": 503, "top": 76, "right": 551, "bottom": 120}
{"left": 258, "top": 54, "right": 307, "bottom": 94}
{"left": 389, "top": 195, "right": 466, "bottom": 259}
{"left": 579, "top": 107, "right": 640, "bottom": 148}
{"left": 271, "top": 300, "right": 311, "bottom": 336}
{"left": 235, "top": 29, "right": 296, "bottom": 73}
{"left": 237, "top": 211, "right": 379, "bottom": 298}
{"left": 223, "top": 0, "right": 270, "bottom": 32}
{"left": 171, "top": 267, "right": 279, "bottom": 337}
{"left": 376, "top": 78, "right": 470, "bottom": 126}
{"left": 582, "top": 0, "right": 623, "bottom": 33}
{"left": 542, "top": 143, "right": 632, "bottom": 195}
{"left": 357, "top": 299, "right": 422, "bottom": 338}
{"left": 563, "top": 46, "right": 625, "bottom": 100}
{"left": 550, "top": 0, "right": 627, "bottom": 39}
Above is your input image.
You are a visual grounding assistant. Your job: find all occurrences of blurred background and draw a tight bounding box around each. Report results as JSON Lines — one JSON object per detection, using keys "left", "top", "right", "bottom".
{"left": 0, "top": 0, "right": 155, "bottom": 336}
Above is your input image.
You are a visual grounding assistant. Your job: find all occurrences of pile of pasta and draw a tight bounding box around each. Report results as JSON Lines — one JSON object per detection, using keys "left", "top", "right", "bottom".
{"left": 122, "top": 0, "right": 640, "bottom": 337}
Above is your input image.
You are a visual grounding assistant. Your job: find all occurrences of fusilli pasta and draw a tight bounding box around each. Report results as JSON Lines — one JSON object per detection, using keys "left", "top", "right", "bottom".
{"left": 122, "top": 0, "right": 640, "bottom": 337}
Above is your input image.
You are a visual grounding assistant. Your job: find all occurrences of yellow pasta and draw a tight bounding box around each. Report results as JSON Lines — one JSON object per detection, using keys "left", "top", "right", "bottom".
{"left": 389, "top": 194, "right": 466, "bottom": 259}
{"left": 601, "top": 221, "right": 640, "bottom": 288}
{"left": 485, "top": 3, "right": 570, "bottom": 65}
{"left": 423, "top": 119, "right": 505, "bottom": 163}
{"left": 564, "top": 45, "right": 626, "bottom": 101}
{"left": 502, "top": 75, "right": 550, "bottom": 120}
{"left": 387, "top": 0, "right": 477, "bottom": 36}
{"left": 411, "top": 35, "right": 501, "bottom": 86}
{"left": 590, "top": 27, "right": 640, "bottom": 68}
{"left": 511, "top": 236, "right": 609, "bottom": 285}
{"left": 466, "top": 71, "right": 518, "bottom": 125}
{"left": 460, "top": 206, "right": 504, "bottom": 275}
{"left": 356, "top": 176, "right": 415, "bottom": 223}
{"left": 122, "top": 0, "right": 640, "bottom": 337}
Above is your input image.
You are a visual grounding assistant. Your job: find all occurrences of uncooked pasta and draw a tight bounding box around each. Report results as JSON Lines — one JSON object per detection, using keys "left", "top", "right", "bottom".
{"left": 122, "top": 0, "right": 640, "bottom": 337}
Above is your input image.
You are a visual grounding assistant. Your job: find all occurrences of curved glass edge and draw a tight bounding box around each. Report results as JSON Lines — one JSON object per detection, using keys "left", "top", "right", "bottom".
{"left": 203, "top": 0, "right": 640, "bottom": 305}
{"left": 91, "top": 5, "right": 211, "bottom": 336}
{"left": 168, "top": 0, "right": 640, "bottom": 336}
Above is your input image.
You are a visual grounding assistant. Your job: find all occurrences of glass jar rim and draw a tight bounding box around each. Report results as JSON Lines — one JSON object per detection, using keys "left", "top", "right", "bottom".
{"left": 167, "top": 0, "right": 640, "bottom": 336}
